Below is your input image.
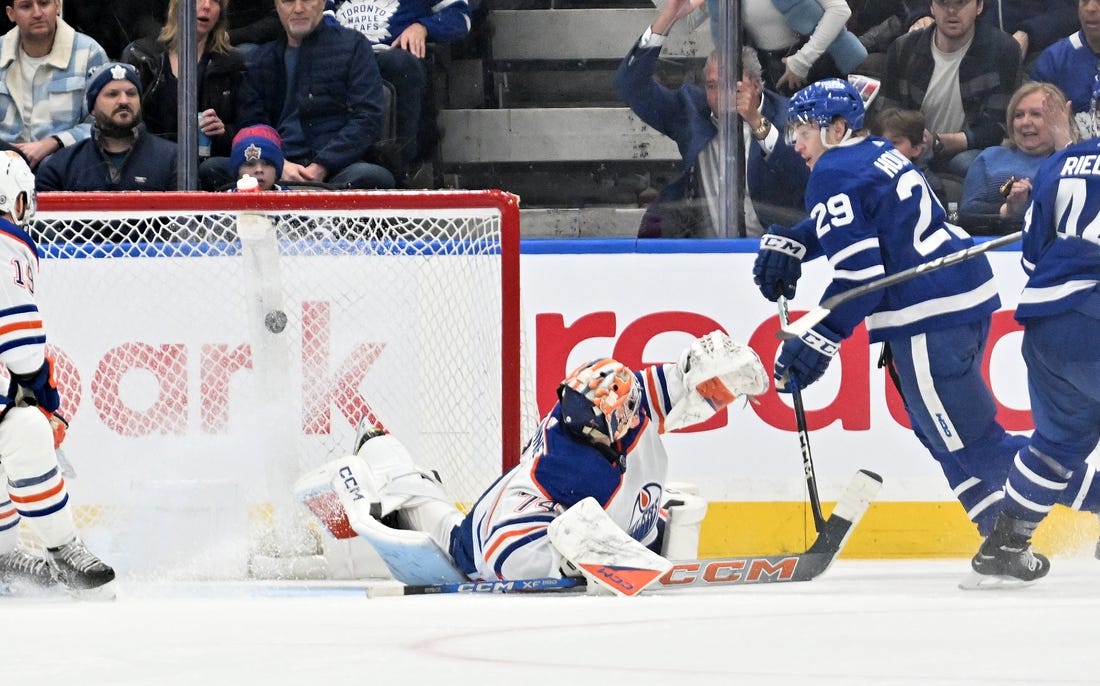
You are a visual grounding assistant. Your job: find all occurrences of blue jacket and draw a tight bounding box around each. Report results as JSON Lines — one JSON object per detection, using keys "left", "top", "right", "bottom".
{"left": 613, "top": 38, "right": 809, "bottom": 235}
{"left": 237, "top": 21, "right": 384, "bottom": 173}
{"left": 34, "top": 126, "right": 178, "bottom": 191}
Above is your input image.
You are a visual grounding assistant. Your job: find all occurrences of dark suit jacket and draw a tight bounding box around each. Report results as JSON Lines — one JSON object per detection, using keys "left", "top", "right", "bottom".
{"left": 614, "top": 38, "right": 810, "bottom": 237}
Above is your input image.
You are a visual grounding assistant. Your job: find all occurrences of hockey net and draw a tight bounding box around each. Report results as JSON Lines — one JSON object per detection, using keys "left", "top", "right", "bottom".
{"left": 20, "top": 190, "right": 536, "bottom": 581}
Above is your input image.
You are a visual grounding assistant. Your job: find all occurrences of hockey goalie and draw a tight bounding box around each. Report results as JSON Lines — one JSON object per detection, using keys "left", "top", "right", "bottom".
{"left": 295, "top": 331, "right": 768, "bottom": 587}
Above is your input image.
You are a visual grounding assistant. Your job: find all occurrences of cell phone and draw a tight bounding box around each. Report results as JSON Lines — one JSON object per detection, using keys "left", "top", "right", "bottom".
{"left": 999, "top": 176, "right": 1017, "bottom": 198}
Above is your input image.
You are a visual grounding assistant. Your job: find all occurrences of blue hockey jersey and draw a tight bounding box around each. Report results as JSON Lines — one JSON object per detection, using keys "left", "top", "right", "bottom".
{"left": 1016, "top": 137, "right": 1100, "bottom": 322}
{"left": 789, "top": 136, "right": 1000, "bottom": 342}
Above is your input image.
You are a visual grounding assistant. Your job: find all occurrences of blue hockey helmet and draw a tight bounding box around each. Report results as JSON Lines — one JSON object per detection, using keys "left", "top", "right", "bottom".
{"left": 558, "top": 358, "right": 641, "bottom": 445}
{"left": 787, "top": 78, "right": 865, "bottom": 132}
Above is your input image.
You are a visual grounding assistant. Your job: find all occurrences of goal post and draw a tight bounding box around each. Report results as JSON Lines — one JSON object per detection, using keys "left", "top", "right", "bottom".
{"left": 27, "top": 190, "right": 533, "bottom": 580}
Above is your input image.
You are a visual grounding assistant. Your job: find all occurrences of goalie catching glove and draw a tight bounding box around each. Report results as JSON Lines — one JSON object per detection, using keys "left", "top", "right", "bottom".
{"left": 665, "top": 331, "right": 769, "bottom": 431}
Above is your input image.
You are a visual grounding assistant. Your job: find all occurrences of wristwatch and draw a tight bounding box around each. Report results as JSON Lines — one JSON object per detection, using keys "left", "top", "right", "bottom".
{"left": 752, "top": 118, "right": 772, "bottom": 141}
{"left": 932, "top": 133, "right": 946, "bottom": 158}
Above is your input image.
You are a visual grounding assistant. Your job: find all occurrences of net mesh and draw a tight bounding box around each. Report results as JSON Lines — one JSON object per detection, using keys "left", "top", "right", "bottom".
{"left": 16, "top": 191, "right": 534, "bottom": 580}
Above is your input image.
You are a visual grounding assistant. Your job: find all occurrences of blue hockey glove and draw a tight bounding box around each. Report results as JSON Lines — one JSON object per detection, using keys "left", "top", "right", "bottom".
{"left": 753, "top": 226, "right": 806, "bottom": 302}
{"left": 8, "top": 358, "right": 61, "bottom": 413}
{"left": 774, "top": 324, "right": 842, "bottom": 393}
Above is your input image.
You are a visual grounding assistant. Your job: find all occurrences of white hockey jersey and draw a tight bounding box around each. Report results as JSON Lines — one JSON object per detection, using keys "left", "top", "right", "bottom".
{"left": 0, "top": 217, "right": 45, "bottom": 379}
{"left": 449, "top": 364, "right": 682, "bottom": 581}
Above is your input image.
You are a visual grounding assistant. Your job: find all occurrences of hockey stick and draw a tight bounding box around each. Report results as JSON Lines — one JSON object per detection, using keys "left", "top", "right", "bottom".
{"left": 778, "top": 231, "right": 1023, "bottom": 340}
{"left": 778, "top": 297, "right": 827, "bottom": 532}
{"left": 366, "top": 469, "right": 883, "bottom": 598}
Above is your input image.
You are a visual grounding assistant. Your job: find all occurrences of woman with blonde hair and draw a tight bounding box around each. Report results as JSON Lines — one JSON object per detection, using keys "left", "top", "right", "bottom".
{"left": 958, "top": 81, "right": 1076, "bottom": 235}
{"left": 121, "top": 0, "right": 244, "bottom": 165}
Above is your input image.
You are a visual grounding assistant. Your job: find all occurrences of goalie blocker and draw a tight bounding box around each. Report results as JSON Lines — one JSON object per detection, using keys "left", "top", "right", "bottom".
{"left": 295, "top": 331, "right": 769, "bottom": 589}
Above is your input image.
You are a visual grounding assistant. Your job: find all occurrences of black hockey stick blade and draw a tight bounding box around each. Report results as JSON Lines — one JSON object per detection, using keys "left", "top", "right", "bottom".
{"left": 778, "top": 232, "right": 1022, "bottom": 340}
{"left": 367, "top": 469, "right": 883, "bottom": 597}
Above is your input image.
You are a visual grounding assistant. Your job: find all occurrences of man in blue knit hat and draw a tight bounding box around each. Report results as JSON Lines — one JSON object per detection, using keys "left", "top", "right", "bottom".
{"left": 35, "top": 61, "right": 178, "bottom": 193}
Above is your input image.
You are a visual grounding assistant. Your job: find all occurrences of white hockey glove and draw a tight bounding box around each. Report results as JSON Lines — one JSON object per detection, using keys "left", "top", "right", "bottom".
{"left": 665, "top": 331, "right": 769, "bottom": 431}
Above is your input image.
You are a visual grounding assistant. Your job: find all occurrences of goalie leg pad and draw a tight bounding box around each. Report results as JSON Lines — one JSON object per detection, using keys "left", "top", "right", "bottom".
{"left": 330, "top": 457, "right": 466, "bottom": 585}
{"left": 660, "top": 483, "right": 708, "bottom": 560}
{"left": 0, "top": 407, "right": 76, "bottom": 548}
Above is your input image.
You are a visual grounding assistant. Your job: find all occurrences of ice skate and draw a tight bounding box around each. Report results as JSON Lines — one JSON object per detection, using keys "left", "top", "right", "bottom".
{"left": 47, "top": 538, "right": 116, "bottom": 599}
{"left": 961, "top": 514, "right": 1049, "bottom": 590}
{"left": 0, "top": 548, "right": 59, "bottom": 592}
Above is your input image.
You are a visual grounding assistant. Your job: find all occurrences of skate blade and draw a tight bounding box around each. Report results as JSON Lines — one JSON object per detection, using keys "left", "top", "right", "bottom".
{"left": 68, "top": 579, "right": 117, "bottom": 601}
{"left": 958, "top": 570, "right": 1038, "bottom": 591}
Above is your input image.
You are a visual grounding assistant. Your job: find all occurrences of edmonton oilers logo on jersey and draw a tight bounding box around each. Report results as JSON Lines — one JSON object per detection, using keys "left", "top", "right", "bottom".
{"left": 628, "top": 483, "right": 663, "bottom": 541}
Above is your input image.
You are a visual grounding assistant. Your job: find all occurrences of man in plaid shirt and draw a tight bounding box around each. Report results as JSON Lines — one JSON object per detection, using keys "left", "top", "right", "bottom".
{"left": 0, "top": 0, "right": 108, "bottom": 169}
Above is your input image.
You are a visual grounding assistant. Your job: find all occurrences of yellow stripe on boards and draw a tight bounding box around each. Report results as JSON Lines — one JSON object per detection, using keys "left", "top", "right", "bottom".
{"left": 700, "top": 502, "right": 1100, "bottom": 559}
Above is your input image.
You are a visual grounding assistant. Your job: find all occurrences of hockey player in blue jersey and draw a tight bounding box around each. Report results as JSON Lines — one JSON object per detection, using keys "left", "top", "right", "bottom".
{"left": 751, "top": 78, "right": 1100, "bottom": 539}
{"left": 968, "top": 133, "right": 1100, "bottom": 585}
{"left": 297, "top": 332, "right": 768, "bottom": 582}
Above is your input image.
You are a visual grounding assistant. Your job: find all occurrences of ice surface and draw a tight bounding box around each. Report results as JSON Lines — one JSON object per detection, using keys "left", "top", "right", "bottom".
{"left": 6, "top": 558, "right": 1099, "bottom": 686}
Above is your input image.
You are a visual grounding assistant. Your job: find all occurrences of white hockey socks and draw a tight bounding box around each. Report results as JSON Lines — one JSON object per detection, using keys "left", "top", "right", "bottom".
{"left": 0, "top": 407, "right": 77, "bottom": 548}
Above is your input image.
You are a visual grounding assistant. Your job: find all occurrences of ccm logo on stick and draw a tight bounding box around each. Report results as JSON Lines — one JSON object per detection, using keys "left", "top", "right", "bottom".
{"left": 661, "top": 557, "right": 800, "bottom": 585}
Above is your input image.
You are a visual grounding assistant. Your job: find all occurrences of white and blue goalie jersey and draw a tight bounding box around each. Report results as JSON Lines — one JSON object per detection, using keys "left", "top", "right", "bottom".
{"left": 789, "top": 137, "right": 1000, "bottom": 342}
{"left": 449, "top": 365, "right": 681, "bottom": 581}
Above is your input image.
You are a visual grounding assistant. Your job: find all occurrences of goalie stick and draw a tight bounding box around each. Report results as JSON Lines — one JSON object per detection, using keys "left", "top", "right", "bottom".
{"left": 778, "top": 297, "right": 826, "bottom": 532}
{"left": 366, "top": 468, "right": 883, "bottom": 598}
{"left": 778, "top": 231, "right": 1022, "bottom": 340}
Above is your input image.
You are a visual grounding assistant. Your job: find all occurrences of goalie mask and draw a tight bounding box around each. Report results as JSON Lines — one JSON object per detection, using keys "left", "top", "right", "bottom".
{"left": 786, "top": 78, "right": 865, "bottom": 146}
{"left": 559, "top": 358, "right": 641, "bottom": 446}
{"left": 0, "top": 151, "right": 36, "bottom": 225}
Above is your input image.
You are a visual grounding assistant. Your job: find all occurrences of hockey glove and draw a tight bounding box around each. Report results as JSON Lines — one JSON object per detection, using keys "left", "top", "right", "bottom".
{"left": 774, "top": 323, "right": 842, "bottom": 393}
{"left": 9, "top": 358, "right": 61, "bottom": 413}
{"left": 753, "top": 225, "right": 806, "bottom": 302}
{"left": 665, "top": 331, "right": 769, "bottom": 431}
{"left": 41, "top": 408, "right": 68, "bottom": 449}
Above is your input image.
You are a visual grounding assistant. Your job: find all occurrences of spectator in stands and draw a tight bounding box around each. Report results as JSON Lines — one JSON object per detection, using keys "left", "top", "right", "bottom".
{"left": 1030, "top": 0, "right": 1100, "bottom": 141}
{"left": 230, "top": 124, "right": 287, "bottom": 190}
{"left": 227, "top": 0, "right": 282, "bottom": 50}
{"left": 61, "top": 1, "right": 165, "bottom": 60}
{"left": 702, "top": 0, "right": 867, "bottom": 93}
{"left": 905, "top": 0, "right": 1078, "bottom": 70}
{"left": 227, "top": 0, "right": 394, "bottom": 190}
{"left": 617, "top": 0, "right": 809, "bottom": 238}
{"left": 958, "top": 81, "right": 1075, "bottom": 235}
{"left": 324, "top": 0, "right": 470, "bottom": 181}
{"left": 0, "top": 0, "right": 108, "bottom": 169}
{"left": 869, "top": 107, "right": 951, "bottom": 204}
{"left": 878, "top": 0, "right": 1021, "bottom": 180}
{"left": 848, "top": 0, "right": 909, "bottom": 79}
{"left": 121, "top": 0, "right": 245, "bottom": 166}
{"left": 36, "top": 62, "right": 178, "bottom": 191}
